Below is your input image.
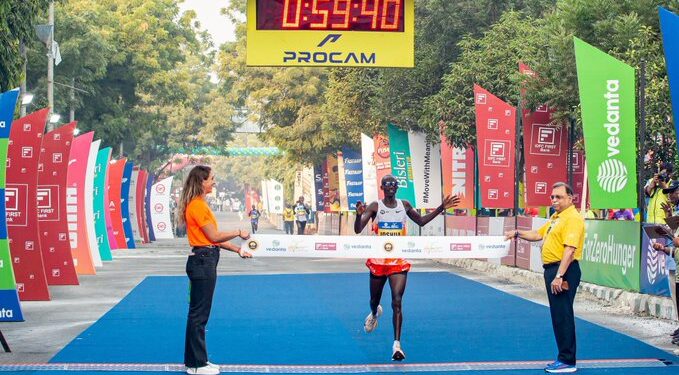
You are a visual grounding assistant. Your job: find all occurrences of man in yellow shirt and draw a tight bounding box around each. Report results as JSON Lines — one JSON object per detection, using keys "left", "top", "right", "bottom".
{"left": 283, "top": 204, "right": 295, "bottom": 235}
{"left": 505, "top": 182, "right": 584, "bottom": 374}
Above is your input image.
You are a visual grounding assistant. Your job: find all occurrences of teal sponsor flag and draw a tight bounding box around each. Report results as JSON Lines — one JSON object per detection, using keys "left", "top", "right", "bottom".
{"left": 580, "top": 220, "right": 640, "bottom": 291}
{"left": 574, "top": 37, "right": 637, "bottom": 208}
{"left": 94, "top": 147, "right": 112, "bottom": 261}
{"left": 387, "top": 123, "right": 415, "bottom": 203}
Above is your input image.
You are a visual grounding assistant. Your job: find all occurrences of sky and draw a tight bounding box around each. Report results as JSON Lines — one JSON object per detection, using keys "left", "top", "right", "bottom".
{"left": 179, "top": 0, "right": 237, "bottom": 47}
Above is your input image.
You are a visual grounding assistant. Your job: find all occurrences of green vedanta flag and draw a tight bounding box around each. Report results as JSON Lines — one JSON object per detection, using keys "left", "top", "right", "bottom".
{"left": 574, "top": 37, "right": 637, "bottom": 208}
{"left": 387, "top": 123, "right": 415, "bottom": 203}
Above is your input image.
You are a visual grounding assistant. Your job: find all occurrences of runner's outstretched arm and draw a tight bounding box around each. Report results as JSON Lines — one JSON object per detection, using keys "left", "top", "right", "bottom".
{"left": 404, "top": 195, "right": 460, "bottom": 227}
{"left": 354, "top": 201, "right": 378, "bottom": 233}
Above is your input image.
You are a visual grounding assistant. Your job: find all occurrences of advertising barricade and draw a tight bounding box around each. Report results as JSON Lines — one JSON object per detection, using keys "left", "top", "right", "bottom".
{"left": 580, "top": 220, "right": 640, "bottom": 291}
{"left": 501, "top": 217, "right": 517, "bottom": 266}
{"left": 474, "top": 85, "right": 516, "bottom": 209}
{"left": 445, "top": 216, "right": 476, "bottom": 237}
{"left": 67, "top": 132, "right": 96, "bottom": 275}
{"left": 640, "top": 225, "right": 671, "bottom": 297}
{"left": 107, "top": 158, "right": 127, "bottom": 249}
{"left": 0, "top": 88, "right": 23, "bottom": 320}
{"left": 85, "top": 139, "right": 101, "bottom": 267}
{"left": 38, "top": 122, "right": 78, "bottom": 284}
{"left": 121, "top": 161, "right": 136, "bottom": 248}
{"left": 7, "top": 108, "right": 49, "bottom": 300}
{"left": 150, "top": 176, "right": 174, "bottom": 239}
{"left": 94, "top": 147, "right": 112, "bottom": 260}
{"left": 530, "top": 218, "right": 549, "bottom": 273}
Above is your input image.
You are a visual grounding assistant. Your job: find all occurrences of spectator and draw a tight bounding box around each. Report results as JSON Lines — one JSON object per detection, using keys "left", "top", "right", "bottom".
{"left": 283, "top": 204, "right": 295, "bottom": 234}
{"left": 646, "top": 162, "right": 673, "bottom": 224}
{"left": 611, "top": 209, "right": 634, "bottom": 221}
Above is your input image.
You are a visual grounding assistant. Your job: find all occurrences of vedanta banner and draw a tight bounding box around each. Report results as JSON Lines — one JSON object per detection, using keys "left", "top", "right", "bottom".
{"left": 660, "top": 7, "right": 679, "bottom": 156}
{"left": 0, "top": 89, "right": 23, "bottom": 321}
{"left": 574, "top": 37, "right": 637, "bottom": 208}
{"left": 474, "top": 85, "right": 516, "bottom": 208}
{"left": 387, "top": 123, "right": 415, "bottom": 203}
{"left": 38, "top": 122, "right": 78, "bottom": 285}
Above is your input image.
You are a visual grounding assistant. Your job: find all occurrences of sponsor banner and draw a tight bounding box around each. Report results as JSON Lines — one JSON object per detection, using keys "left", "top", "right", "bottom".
{"left": 373, "top": 133, "right": 391, "bottom": 200}
{"left": 108, "top": 158, "right": 127, "bottom": 248}
{"left": 409, "top": 132, "right": 442, "bottom": 209}
{"left": 313, "top": 164, "right": 325, "bottom": 212}
{"left": 266, "top": 179, "right": 284, "bottom": 214}
{"left": 7, "top": 108, "right": 50, "bottom": 300}
{"left": 136, "top": 170, "right": 149, "bottom": 244}
{"left": 574, "top": 37, "right": 637, "bottom": 208}
{"left": 325, "top": 155, "right": 340, "bottom": 212}
{"left": 145, "top": 173, "right": 156, "bottom": 242}
{"left": 474, "top": 85, "right": 516, "bottom": 208}
{"left": 38, "top": 122, "right": 78, "bottom": 284}
{"left": 441, "top": 129, "right": 474, "bottom": 209}
{"left": 361, "top": 133, "right": 378, "bottom": 203}
{"left": 640, "top": 225, "right": 671, "bottom": 297}
{"left": 150, "top": 176, "right": 174, "bottom": 239}
{"left": 571, "top": 150, "right": 586, "bottom": 205}
{"left": 337, "top": 151, "right": 348, "bottom": 211}
{"left": 242, "top": 234, "right": 509, "bottom": 259}
{"left": 0, "top": 89, "right": 23, "bottom": 320}
{"left": 67, "top": 132, "right": 96, "bottom": 275}
{"left": 128, "top": 169, "right": 141, "bottom": 242}
{"left": 121, "top": 161, "right": 136, "bottom": 248}
{"left": 341, "top": 147, "right": 364, "bottom": 210}
{"left": 520, "top": 64, "right": 568, "bottom": 206}
{"left": 580, "top": 220, "right": 640, "bottom": 291}
{"left": 387, "top": 123, "right": 415, "bottom": 203}
{"left": 660, "top": 8, "right": 679, "bottom": 156}
{"left": 301, "top": 166, "right": 315, "bottom": 210}
{"left": 321, "top": 159, "right": 330, "bottom": 212}
{"left": 85, "top": 140, "right": 101, "bottom": 267}
{"left": 94, "top": 147, "right": 112, "bottom": 260}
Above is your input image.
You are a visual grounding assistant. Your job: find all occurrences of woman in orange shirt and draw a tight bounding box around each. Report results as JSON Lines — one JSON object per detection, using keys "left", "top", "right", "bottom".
{"left": 177, "top": 166, "right": 252, "bottom": 375}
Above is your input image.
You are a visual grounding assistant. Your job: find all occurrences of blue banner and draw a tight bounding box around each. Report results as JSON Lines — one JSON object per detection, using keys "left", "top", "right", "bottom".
{"left": 314, "top": 164, "right": 325, "bottom": 212}
{"left": 121, "top": 161, "right": 136, "bottom": 248}
{"left": 660, "top": 7, "right": 679, "bottom": 155}
{"left": 0, "top": 89, "right": 18, "bottom": 139}
{"left": 640, "top": 225, "right": 671, "bottom": 297}
{"left": 340, "top": 147, "right": 364, "bottom": 211}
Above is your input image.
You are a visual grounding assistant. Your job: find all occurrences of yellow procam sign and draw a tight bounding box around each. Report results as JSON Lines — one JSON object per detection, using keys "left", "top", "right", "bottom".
{"left": 246, "top": 0, "right": 414, "bottom": 68}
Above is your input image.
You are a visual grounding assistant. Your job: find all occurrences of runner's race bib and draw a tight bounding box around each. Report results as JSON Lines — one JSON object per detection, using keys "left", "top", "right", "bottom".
{"left": 378, "top": 222, "right": 405, "bottom": 236}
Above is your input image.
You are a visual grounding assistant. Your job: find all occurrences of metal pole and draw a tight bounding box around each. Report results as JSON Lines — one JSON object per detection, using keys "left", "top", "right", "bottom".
{"left": 47, "top": 1, "right": 54, "bottom": 131}
{"left": 638, "top": 60, "right": 647, "bottom": 221}
{"left": 20, "top": 42, "right": 27, "bottom": 117}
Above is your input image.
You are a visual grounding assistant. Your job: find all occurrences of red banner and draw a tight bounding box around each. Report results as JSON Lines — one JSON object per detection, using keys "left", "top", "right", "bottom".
{"left": 108, "top": 158, "right": 127, "bottom": 249}
{"left": 571, "top": 150, "right": 586, "bottom": 206}
{"left": 520, "top": 63, "right": 568, "bottom": 206}
{"left": 7, "top": 109, "right": 49, "bottom": 300}
{"left": 515, "top": 216, "right": 533, "bottom": 270}
{"left": 68, "top": 132, "right": 96, "bottom": 274}
{"left": 372, "top": 134, "right": 391, "bottom": 200}
{"left": 474, "top": 85, "right": 516, "bottom": 208}
{"left": 137, "top": 170, "right": 149, "bottom": 243}
{"left": 441, "top": 134, "right": 475, "bottom": 209}
{"left": 38, "top": 122, "right": 78, "bottom": 285}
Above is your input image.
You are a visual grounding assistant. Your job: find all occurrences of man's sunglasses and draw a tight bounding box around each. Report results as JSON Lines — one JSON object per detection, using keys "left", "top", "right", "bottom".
{"left": 382, "top": 181, "right": 398, "bottom": 187}
{"left": 550, "top": 194, "right": 572, "bottom": 200}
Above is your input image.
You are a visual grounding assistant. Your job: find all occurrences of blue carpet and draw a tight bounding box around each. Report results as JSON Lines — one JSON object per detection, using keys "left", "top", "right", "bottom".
{"left": 50, "top": 272, "right": 679, "bottom": 369}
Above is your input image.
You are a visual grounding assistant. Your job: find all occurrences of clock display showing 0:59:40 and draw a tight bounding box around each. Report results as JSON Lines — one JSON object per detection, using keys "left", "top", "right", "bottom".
{"left": 256, "top": 0, "right": 405, "bottom": 32}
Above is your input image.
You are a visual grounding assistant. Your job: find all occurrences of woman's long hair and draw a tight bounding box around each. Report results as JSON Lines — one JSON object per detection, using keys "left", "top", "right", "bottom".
{"left": 177, "top": 165, "right": 211, "bottom": 226}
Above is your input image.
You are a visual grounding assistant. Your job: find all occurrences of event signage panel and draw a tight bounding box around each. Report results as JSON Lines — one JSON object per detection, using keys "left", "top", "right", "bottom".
{"left": 474, "top": 85, "right": 516, "bottom": 208}
{"left": 38, "top": 122, "right": 78, "bottom": 285}
{"left": 266, "top": 179, "right": 285, "bottom": 214}
{"left": 0, "top": 89, "right": 23, "bottom": 320}
{"left": 574, "top": 37, "right": 637, "bottom": 209}
{"left": 580, "top": 220, "right": 640, "bottom": 291}
{"left": 108, "top": 158, "right": 127, "bottom": 248}
{"left": 247, "top": 0, "right": 414, "bottom": 67}
{"left": 360, "top": 133, "right": 378, "bottom": 203}
{"left": 121, "top": 161, "right": 136, "bottom": 248}
{"left": 387, "top": 124, "right": 415, "bottom": 203}
{"left": 136, "top": 170, "right": 149, "bottom": 243}
{"left": 94, "top": 147, "right": 112, "bottom": 260}
{"left": 7, "top": 108, "right": 49, "bottom": 300}
{"left": 313, "top": 164, "right": 325, "bottom": 212}
{"left": 639, "top": 225, "right": 671, "bottom": 297}
{"left": 440, "top": 137, "right": 474, "bottom": 210}
{"left": 85, "top": 139, "right": 102, "bottom": 267}
{"left": 150, "top": 176, "right": 174, "bottom": 239}
{"left": 340, "top": 147, "right": 364, "bottom": 210}
{"left": 242, "top": 234, "right": 509, "bottom": 259}
{"left": 409, "top": 132, "right": 442, "bottom": 209}
{"left": 519, "top": 63, "right": 568, "bottom": 207}
{"left": 325, "top": 155, "right": 340, "bottom": 212}
{"left": 660, "top": 8, "right": 679, "bottom": 156}
{"left": 67, "top": 132, "right": 96, "bottom": 275}
{"left": 128, "top": 169, "right": 141, "bottom": 242}
{"left": 145, "top": 173, "right": 156, "bottom": 242}
{"left": 373, "top": 133, "right": 391, "bottom": 200}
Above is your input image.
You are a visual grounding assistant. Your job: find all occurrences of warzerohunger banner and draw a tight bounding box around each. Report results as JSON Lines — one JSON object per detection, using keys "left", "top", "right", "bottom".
{"left": 574, "top": 37, "right": 637, "bottom": 209}
{"left": 409, "top": 132, "right": 442, "bottom": 209}
{"left": 7, "top": 108, "right": 49, "bottom": 300}
{"left": 519, "top": 63, "right": 568, "bottom": 207}
{"left": 474, "top": 85, "right": 516, "bottom": 208}
{"left": 38, "top": 122, "right": 78, "bottom": 285}
{"left": 150, "top": 176, "right": 174, "bottom": 239}
{"left": 660, "top": 8, "right": 679, "bottom": 156}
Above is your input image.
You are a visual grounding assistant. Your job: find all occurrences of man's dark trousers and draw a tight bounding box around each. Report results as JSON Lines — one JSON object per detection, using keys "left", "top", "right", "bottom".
{"left": 543, "top": 261, "right": 581, "bottom": 365}
{"left": 184, "top": 247, "right": 219, "bottom": 367}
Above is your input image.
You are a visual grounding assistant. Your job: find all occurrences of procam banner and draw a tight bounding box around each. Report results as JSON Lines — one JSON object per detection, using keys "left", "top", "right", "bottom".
{"left": 574, "top": 37, "right": 637, "bottom": 208}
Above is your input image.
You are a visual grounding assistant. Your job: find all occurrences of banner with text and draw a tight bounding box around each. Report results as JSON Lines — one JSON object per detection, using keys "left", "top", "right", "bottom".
{"left": 150, "top": 176, "right": 174, "bottom": 239}
{"left": 145, "top": 173, "right": 156, "bottom": 242}
{"left": 474, "top": 85, "right": 516, "bottom": 208}
{"left": 85, "top": 139, "right": 101, "bottom": 267}
{"left": 108, "top": 158, "right": 127, "bottom": 248}
{"left": 361, "top": 133, "right": 378, "bottom": 203}
{"left": 266, "top": 179, "right": 284, "bottom": 214}
{"left": 640, "top": 225, "right": 671, "bottom": 297}
{"left": 387, "top": 124, "right": 415, "bottom": 203}
{"left": 373, "top": 133, "right": 391, "bottom": 200}
{"left": 136, "top": 170, "right": 149, "bottom": 243}
{"left": 441, "top": 142, "right": 474, "bottom": 210}
{"left": 67, "top": 132, "right": 96, "bottom": 274}
{"left": 128, "top": 169, "right": 141, "bottom": 242}
{"left": 660, "top": 8, "right": 679, "bottom": 156}
{"left": 341, "top": 147, "right": 364, "bottom": 210}
{"left": 94, "top": 147, "right": 112, "bottom": 260}
{"left": 7, "top": 108, "right": 49, "bottom": 300}
{"left": 574, "top": 37, "right": 637, "bottom": 208}
{"left": 121, "top": 161, "right": 136, "bottom": 248}
{"left": 325, "top": 155, "right": 340, "bottom": 212}
{"left": 409, "top": 132, "right": 442, "bottom": 209}
{"left": 313, "top": 164, "right": 325, "bottom": 212}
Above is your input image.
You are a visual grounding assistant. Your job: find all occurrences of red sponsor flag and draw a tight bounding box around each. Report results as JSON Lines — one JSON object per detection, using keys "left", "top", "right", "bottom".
{"left": 474, "top": 85, "right": 516, "bottom": 208}
{"left": 441, "top": 127, "right": 475, "bottom": 209}
{"left": 373, "top": 133, "right": 391, "bottom": 200}
{"left": 519, "top": 63, "right": 568, "bottom": 206}
{"left": 108, "top": 158, "right": 128, "bottom": 249}
{"left": 571, "top": 150, "right": 586, "bottom": 206}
